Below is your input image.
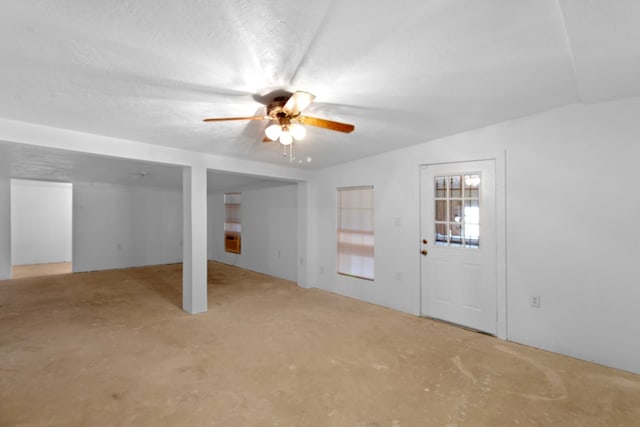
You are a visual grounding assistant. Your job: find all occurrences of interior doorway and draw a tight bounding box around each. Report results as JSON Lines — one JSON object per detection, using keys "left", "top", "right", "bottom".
{"left": 10, "top": 179, "right": 73, "bottom": 278}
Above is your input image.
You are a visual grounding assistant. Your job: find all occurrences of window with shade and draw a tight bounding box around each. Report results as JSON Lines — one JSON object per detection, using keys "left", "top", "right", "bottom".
{"left": 224, "top": 192, "right": 241, "bottom": 254}
{"left": 337, "top": 186, "right": 375, "bottom": 280}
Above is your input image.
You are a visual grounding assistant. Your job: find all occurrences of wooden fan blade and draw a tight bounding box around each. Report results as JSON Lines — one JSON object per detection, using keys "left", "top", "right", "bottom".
{"left": 297, "top": 116, "right": 355, "bottom": 133}
{"left": 262, "top": 135, "right": 272, "bottom": 143}
{"left": 203, "top": 115, "right": 267, "bottom": 122}
{"left": 283, "top": 91, "right": 315, "bottom": 116}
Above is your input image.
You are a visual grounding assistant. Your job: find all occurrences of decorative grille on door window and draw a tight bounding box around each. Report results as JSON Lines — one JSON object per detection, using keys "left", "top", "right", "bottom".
{"left": 224, "top": 192, "right": 241, "bottom": 254}
{"left": 434, "top": 174, "right": 480, "bottom": 248}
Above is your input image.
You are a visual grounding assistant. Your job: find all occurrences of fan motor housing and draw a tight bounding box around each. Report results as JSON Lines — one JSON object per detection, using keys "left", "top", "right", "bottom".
{"left": 267, "top": 96, "right": 292, "bottom": 119}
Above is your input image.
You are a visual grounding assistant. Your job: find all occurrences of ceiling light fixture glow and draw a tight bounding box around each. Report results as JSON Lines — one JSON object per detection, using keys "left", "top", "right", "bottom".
{"left": 265, "top": 123, "right": 282, "bottom": 141}
{"left": 265, "top": 122, "right": 306, "bottom": 146}
{"left": 289, "top": 123, "right": 306, "bottom": 140}
{"left": 279, "top": 130, "right": 293, "bottom": 145}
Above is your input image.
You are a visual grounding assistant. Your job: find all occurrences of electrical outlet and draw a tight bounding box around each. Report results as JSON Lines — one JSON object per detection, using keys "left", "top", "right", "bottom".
{"left": 320, "top": 266, "right": 324, "bottom": 274}
{"left": 530, "top": 295, "right": 541, "bottom": 308}
{"left": 395, "top": 272, "right": 403, "bottom": 281}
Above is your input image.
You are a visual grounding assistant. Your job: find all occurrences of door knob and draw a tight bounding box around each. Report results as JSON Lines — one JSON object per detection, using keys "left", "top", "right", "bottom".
{"left": 421, "top": 249, "right": 428, "bottom": 256}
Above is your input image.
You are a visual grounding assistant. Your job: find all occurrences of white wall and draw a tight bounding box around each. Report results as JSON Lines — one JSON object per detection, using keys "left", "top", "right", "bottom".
{"left": 307, "top": 97, "right": 640, "bottom": 374}
{"left": 0, "top": 176, "right": 10, "bottom": 279}
{"left": 208, "top": 184, "right": 298, "bottom": 281}
{"left": 296, "top": 181, "right": 316, "bottom": 289}
{"left": 10, "top": 179, "right": 72, "bottom": 265}
{"left": 73, "top": 183, "right": 183, "bottom": 272}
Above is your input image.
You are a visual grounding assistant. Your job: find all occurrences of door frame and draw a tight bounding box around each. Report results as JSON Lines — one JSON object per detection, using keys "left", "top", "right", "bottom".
{"left": 419, "top": 151, "right": 507, "bottom": 340}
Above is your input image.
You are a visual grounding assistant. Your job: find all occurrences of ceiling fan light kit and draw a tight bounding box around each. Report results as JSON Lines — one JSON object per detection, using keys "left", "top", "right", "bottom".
{"left": 265, "top": 123, "right": 283, "bottom": 141}
{"left": 289, "top": 123, "right": 306, "bottom": 140}
{"left": 264, "top": 118, "right": 305, "bottom": 145}
{"left": 279, "top": 129, "right": 293, "bottom": 145}
{"left": 203, "top": 91, "right": 355, "bottom": 162}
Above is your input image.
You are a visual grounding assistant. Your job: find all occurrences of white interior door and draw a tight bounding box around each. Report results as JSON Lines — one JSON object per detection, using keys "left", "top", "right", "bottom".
{"left": 420, "top": 160, "right": 497, "bottom": 335}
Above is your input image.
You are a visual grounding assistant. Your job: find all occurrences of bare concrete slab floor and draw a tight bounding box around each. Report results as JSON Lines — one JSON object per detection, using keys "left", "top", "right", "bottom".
{"left": 1, "top": 262, "right": 639, "bottom": 426}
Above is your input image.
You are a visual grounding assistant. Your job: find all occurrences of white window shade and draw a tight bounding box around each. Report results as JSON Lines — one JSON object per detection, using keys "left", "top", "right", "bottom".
{"left": 224, "top": 193, "right": 241, "bottom": 254}
{"left": 224, "top": 193, "right": 241, "bottom": 233}
{"left": 337, "top": 186, "right": 375, "bottom": 280}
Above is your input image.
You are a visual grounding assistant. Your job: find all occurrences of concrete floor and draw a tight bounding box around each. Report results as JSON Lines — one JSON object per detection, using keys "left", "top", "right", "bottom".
{"left": 1, "top": 262, "right": 639, "bottom": 426}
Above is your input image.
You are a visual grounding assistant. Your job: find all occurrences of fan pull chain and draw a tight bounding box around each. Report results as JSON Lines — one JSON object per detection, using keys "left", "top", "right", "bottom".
{"left": 282, "top": 143, "right": 294, "bottom": 163}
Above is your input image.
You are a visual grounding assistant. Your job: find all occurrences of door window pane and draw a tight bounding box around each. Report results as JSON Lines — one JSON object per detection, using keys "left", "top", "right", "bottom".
{"left": 449, "top": 176, "right": 462, "bottom": 197}
{"left": 450, "top": 223, "right": 463, "bottom": 246}
{"left": 435, "top": 200, "right": 447, "bottom": 221}
{"left": 464, "top": 199, "right": 479, "bottom": 223}
{"left": 449, "top": 200, "right": 463, "bottom": 223}
{"left": 464, "top": 175, "right": 480, "bottom": 197}
{"left": 434, "top": 174, "right": 480, "bottom": 248}
{"left": 435, "top": 176, "right": 447, "bottom": 198}
{"left": 435, "top": 223, "right": 448, "bottom": 244}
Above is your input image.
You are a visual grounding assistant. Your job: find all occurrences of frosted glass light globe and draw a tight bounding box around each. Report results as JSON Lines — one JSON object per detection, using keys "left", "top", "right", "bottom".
{"left": 265, "top": 124, "right": 282, "bottom": 141}
{"left": 289, "top": 123, "right": 306, "bottom": 140}
{"left": 279, "top": 131, "right": 293, "bottom": 145}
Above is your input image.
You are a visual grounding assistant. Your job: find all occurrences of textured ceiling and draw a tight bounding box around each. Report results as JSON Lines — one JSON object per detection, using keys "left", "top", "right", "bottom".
{"left": 0, "top": 141, "right": 292, "bottom": 192}
{"left": 1, "top": 0, "right": 639, "bottom": 180}
{"left": 0, "top": 141, "right": 184, "bottom": 188}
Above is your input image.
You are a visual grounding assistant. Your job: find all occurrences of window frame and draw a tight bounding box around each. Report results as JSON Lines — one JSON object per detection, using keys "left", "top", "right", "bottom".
{"left": 336, "top": 185, "right": 375, "bottom": 281}
{"left": 434, "top": 174, "right": 481, "bottom": 249}
{"left": 224, "top": 192, "right": 241, "bottom": 254}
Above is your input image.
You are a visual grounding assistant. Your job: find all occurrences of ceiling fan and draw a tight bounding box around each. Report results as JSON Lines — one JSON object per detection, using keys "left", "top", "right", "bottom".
{"left": 203, "top": 91, "right": 355, "bottom": 159}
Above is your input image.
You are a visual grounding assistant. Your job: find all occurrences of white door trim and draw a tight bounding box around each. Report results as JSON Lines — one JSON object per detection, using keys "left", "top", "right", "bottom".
{"left": 419, "top": 151, "right": 507, "bottom": 339}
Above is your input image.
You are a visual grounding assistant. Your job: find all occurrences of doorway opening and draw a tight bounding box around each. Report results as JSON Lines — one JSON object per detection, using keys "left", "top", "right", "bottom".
{"left": 10, "top": 179, "right": 73, "bottom": 279}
